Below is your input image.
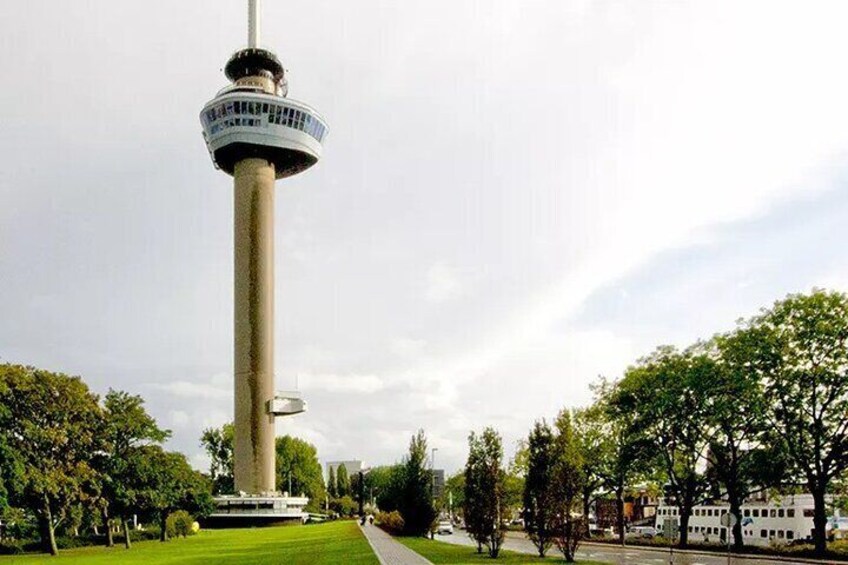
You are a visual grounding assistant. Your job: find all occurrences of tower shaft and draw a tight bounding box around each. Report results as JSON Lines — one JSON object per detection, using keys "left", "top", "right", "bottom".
{"left": 233, "top": 157, "right": 277, "bottom": 494}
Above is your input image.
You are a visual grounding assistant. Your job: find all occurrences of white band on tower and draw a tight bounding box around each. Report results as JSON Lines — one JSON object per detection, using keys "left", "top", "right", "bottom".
{"left": 248, "top": 0, "right": 260, "bottom": 48}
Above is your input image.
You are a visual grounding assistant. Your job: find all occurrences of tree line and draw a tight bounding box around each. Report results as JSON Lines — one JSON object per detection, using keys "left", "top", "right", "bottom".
{"left": 452, "top": 289, "right": 848, "bottom": 560}
{"left": 0, "top": 365, "right": 213, "bottom": 556}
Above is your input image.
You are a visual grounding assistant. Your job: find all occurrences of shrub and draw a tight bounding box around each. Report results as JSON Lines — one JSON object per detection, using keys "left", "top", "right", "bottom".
{"left": 0, "top": 541, "right": 24, "bottom": 555}
{"left": 376, "top": 511, "right": 404, "bottom": 534}
{"left": 166, "top": 510, "right": 196, "bottom": 538}
{"left": 330, "top": 496, "right": 358, "bottom": 517}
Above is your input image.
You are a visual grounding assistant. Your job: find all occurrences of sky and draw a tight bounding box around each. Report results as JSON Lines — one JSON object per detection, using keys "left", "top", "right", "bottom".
{"left": 3, "top": 1, "right": 848, "bottom": 477}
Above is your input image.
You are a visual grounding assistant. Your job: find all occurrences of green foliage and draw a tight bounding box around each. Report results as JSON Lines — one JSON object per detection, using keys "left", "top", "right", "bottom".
{"left": 398, "top": 430, "right": 437, "bottom": 536}
{"left": 200, "top": 423, "right": 234, "bottom": 495}
{"left": 336, "top": 464, "right": 351, "bottom": 498}
{"left": 523, "top": 420, "right": 556, "bottom": 557}
{"left": 463, "top": 427, "right": 506, "bottom": 557}
{"left": 375, "top": 510, "right": 405, "bottom": 534}
{"left": 330, "top": 495, "right": 358, "bottom": 517}
{"left": 371, "top": 464, "right": 405, "bottom": 513}
{"left": 99, "top": 389, "right": 172, "bottom": 548}
{"left": 747, "top": 290, "right": 848, "bottom": 555}
{"left": 165, "top": 510, "right": 196, "bottom": 538}
{"left": 550, "top": 411, "right": 586, "bottom": 563}
{"left": 614, "top": 346, "right": 715, "bottom": 548}
{"left": 0, "top": 364, "right": 104, "bottom": 556}
{"left": 275, "top": 435, "right": 326, "bottom": 503}
{"left": 327, "top": 465, "right": 337, "bottom": 499}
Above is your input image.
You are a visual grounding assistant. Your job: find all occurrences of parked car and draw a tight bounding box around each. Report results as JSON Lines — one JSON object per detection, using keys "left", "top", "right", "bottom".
{"left": 436, "top": 520, "right": 454, "bottom": 535}
{"left": 627, "top": 526, "right": 658, "bottom": 539}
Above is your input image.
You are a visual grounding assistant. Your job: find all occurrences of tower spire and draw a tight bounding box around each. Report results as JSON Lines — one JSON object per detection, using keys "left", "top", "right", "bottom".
{"left": 248, "top": 0, "right": 260, "bottom": 48}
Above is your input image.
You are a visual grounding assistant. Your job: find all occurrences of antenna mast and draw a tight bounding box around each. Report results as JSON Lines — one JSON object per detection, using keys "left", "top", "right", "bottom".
{"left": 248, "top": 0, "right": 260, "bottom": 48}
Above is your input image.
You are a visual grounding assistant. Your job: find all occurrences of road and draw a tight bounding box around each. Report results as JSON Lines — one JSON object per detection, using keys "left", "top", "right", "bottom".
{"left": 434, "top": 530, "right": 818, "bottom": 565}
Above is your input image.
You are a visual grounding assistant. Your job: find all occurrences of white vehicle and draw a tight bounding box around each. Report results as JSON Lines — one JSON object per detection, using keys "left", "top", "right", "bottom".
{"left": 628, "top": 526, "right": 658, "bottom": 538}
{"left": 437, "top": 521, "right": 454, "bottom": 535}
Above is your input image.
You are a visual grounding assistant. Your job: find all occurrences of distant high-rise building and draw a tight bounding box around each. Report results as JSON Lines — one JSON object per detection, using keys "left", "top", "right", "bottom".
{"left": 326, "top": 460, "right": 364, "bottom": 480}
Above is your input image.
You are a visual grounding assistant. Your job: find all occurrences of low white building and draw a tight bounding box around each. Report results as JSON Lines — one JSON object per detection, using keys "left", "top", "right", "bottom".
{"left": 655, "top": 493, "right": 827, "bottom": 546}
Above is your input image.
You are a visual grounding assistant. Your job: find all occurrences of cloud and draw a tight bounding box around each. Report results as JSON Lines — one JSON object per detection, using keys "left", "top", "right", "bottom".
{"left": 149, "top": 380, "right": 230, "bottom": 400}
{"left": 169, "top": 409, "right": 191, "bottom": 429}
{"left": 424, "top": 262, "right": 463, "bottom": 303}
{"left": 300, "top": 372, "right": 385, "bottom": 394}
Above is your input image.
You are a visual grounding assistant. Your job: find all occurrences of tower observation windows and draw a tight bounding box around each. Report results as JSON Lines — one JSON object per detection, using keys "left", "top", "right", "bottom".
{"left": 204, "top": 97, "right": 327, "bottom": 143}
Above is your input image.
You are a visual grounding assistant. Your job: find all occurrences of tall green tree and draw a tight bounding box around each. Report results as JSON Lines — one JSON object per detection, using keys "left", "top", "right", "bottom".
{"left": 572, "top": 405, "right": 611, "bottom": 529}
{"left": 598, "top": 378, "right": 657, "bottom": 545}
{"left": 399, "top": 430, "right": 437, "bottom": 536}
{"left": 463, "top": 427, "right": 506, "bottom": 557}
{"left": 336, "top": 464, "right": 351, "bottom": 498}
{"left": 274, "top": 436, "right": 325, "bottom": 504}
{"left": 710, "top": 329, "right": 789, "bottom": 551}
{"left": 100, "top": 389, "right": 170, "bottom": 549}
{"left": 124, "top": 446, "right": 214, "bottom": 542}
{"left": 523, "top": 420, "right": 556, "bottom": 557}
{"left": 616, "top": 347, "right": 713, "bottom": 548}
{"left": 550, "top": 411, "right": 586, "bottom": 563}
{"left": 200, "top": 423, "right": 234, "bottom": 495}
{"left": 369, "top": 464, "right": 404, "bottom": 512}
{"left": 327, "top": 465, "right": 337, "bottom": 499}
{"left": 0, "top": 365, "right": 103, "bottom": 555}
{"left": 747, "top": 290, "right": 848, "bottom": 556}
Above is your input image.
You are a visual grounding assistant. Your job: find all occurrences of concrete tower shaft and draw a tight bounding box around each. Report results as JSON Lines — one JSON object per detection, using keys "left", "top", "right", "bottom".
{"left": 233, "top": 158, "right": 276, "bottom": 494}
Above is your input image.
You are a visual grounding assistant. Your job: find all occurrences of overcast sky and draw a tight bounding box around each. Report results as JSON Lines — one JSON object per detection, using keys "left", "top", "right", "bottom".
{"left": 3, "top": 1, "right": 848, "bottom": 476}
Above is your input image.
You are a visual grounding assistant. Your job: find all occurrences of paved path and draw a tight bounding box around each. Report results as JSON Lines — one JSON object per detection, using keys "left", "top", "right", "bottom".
{"left": 359, "top": 522, "right": 433, "bottom": 565}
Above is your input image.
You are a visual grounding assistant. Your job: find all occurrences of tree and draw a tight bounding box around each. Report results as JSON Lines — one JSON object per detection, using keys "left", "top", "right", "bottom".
{"left": 126, "top": 446, "right": 213, "bottom": 542}
{"left": 747, "top": 290, "right": 848, "bottom": 555}
{"left": 598, "top": 378, "right": 657, "bottom": 545}
{"left": 100, "top": 389, "right": 170, "bottom": 549}
{"left": 398, "top": 430, "right": 437, "bottom": 536}
{"left": 572, "top": 404, "right": 610, "bottom": 531}
{"left": 200, "top": 423, "right": 234, "bottom": 495}
{"left": 369, "top": 464, "right": 405, "bottom": 512}
{"left": 709, "top": 329, "right": 789, "bottom": 551}
{"left": 336, "top": 464, "right": 351, "bottom": 499}
{"left": 442, "top": 471, "right": 464, "bottom": 521}
{"left": 523, "top": 420, "right": 556, "bottom": 557}
{"left": 550, "top": 411, "right": 586, "bottom": 563}
{"left": 464, "top": 427, "right": 506, "bottom": 557}
{"left": 615, "top": 347, "right": 713, "bottom": 548}
{"left": 0, "top": 365, "right": 103, "bottom": 555}
{"left": 327, "top": 465, "right": 337, "bottom": 499}
{"left": 274, "top": 436, "right": 325, "bottom": 505}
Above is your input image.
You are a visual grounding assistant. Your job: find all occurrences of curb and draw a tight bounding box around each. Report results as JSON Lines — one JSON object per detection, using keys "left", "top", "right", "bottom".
{"left": 579, "top": 540, "right": 846, "bottom": 565}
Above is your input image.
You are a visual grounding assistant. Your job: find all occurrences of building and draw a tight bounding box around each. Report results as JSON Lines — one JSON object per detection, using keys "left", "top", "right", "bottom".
{"left": 199, "top": 0, "right": 325, "bottom": 525}
{"left": 595, "top": 486, "right": 659, "bottom": 530}
{"left": 326, "top": 460, "right": 364, "bottom": 480}
{"left": 655, "top": 493, "right": 828, "bottom": 546}
{"left": 432, "top": 469, "right": 445, "bottom": 500}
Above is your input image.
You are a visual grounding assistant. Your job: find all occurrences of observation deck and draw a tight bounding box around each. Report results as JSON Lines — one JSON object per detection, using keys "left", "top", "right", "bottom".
{"left": 200, "top": 47, "right": 327, "bottom": 179}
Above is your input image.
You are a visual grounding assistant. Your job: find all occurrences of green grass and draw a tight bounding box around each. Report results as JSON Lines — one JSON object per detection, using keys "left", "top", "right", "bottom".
{"left": 0, "top": 521, "right": 378, "bottom": 565}
{"left": 398, "top": 536, "right": 607, "bottom": 564}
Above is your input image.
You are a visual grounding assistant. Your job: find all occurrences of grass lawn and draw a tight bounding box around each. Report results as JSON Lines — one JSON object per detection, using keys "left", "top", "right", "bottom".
{"left": 0, "top": 521, "right": 377, "bottom": 565}
{"left": 398, "top": 537, "right": 608, "bottom": 564}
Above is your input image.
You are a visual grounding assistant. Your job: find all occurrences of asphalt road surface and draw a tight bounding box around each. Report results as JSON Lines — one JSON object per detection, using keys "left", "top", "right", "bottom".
{"left": 434, "top": 530, "right": 813, "bottom": 565}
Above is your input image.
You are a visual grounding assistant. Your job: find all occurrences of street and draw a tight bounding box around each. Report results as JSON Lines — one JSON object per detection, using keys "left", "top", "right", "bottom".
{"left": 434, "top": 530, "right": 825, "bottom": 565}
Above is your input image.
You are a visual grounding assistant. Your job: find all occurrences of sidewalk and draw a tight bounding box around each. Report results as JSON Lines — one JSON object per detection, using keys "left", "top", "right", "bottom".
{"left": 359, "top": 522, "right": 434, "bottom": 565}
